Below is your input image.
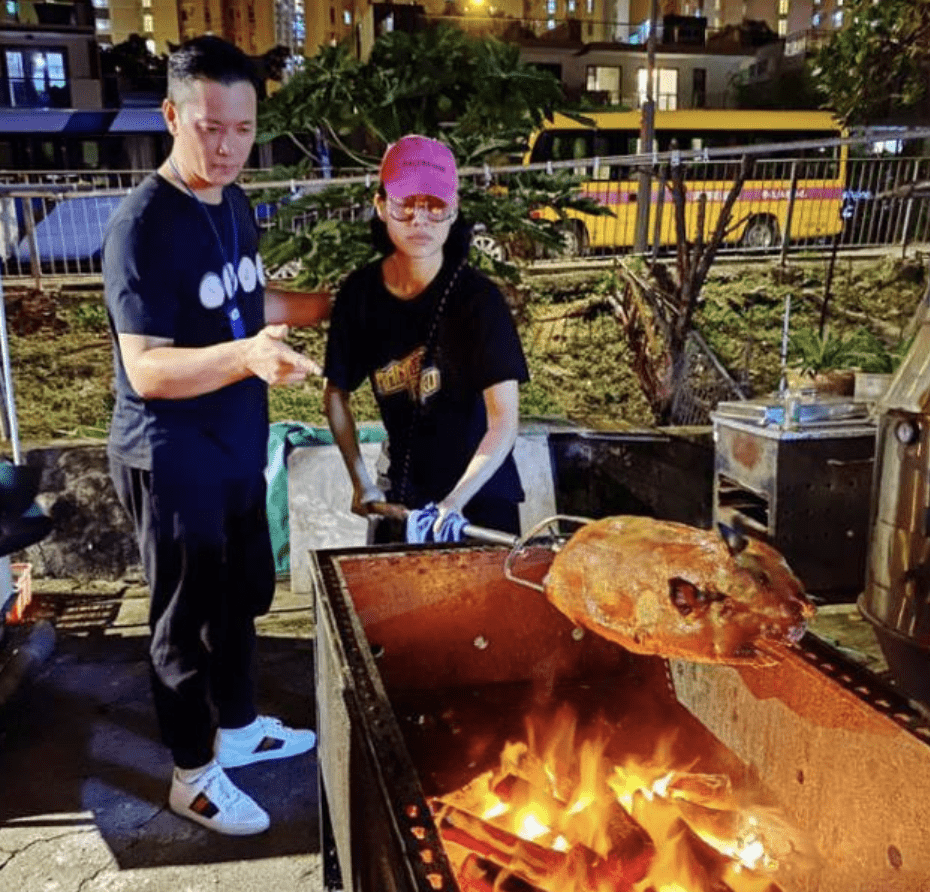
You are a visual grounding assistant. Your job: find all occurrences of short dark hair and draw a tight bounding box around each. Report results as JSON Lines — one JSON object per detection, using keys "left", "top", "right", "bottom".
{"left": 167, "top": 35, "right": 261, "bottom": 104}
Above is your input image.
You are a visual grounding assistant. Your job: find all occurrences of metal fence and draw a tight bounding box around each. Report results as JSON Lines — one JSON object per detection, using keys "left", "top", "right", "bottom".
{"left": 2, "top": 132, "right": 930, "bottom": 286}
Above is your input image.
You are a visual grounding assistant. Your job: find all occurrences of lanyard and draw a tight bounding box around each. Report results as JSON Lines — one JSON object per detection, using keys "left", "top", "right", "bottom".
{"left": 167, "top": 158, "right": 246, "bottom": 339}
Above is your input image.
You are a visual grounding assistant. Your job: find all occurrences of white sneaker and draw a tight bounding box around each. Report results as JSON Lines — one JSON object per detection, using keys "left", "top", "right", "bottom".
{"left": 214, "top": 715, "right": 317, "bottom": 769}
{"left": 169, "top": 761, "right": 270, "bottom": 835}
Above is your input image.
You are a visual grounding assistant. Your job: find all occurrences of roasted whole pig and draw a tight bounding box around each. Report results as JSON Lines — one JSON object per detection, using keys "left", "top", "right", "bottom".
{"left": 543, "top": 516, "right": 815, "bottom": 665}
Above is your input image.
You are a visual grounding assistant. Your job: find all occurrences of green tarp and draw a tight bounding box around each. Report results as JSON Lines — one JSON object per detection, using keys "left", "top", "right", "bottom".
{"left": 265, "top": 421, "right": 387, "bottom": 577}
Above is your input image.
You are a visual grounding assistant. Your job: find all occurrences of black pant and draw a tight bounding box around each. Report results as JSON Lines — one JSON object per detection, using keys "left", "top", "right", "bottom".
{"left": 110, "top": 453, "right": 275, "bottom": 769}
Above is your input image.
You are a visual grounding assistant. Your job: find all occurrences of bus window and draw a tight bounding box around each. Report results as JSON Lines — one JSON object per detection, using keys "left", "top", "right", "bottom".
{"left": 593, "top": 130, "right": 638, "bottom": 180}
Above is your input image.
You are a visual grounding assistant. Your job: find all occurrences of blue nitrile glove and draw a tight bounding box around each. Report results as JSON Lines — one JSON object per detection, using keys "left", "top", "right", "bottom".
{"left": 406, "top": 502, "right": 440, "bottom": 544}
{"left": 434, "top": 508, "right": 468, "bottom": 543}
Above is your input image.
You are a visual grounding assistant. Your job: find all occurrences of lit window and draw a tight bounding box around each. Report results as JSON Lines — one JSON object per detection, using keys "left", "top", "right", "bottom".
{"left": 778, "top": 0, "right": 788, "bottom": 13}
{"left": 636, "top": 66, "right": 678, "bottom": 111}
{"left": 812, "top": 12, "right": 821, "bottom": 26}
{"left": 547, "top": 0, "right": 555, "bottom": 13}
{"left": 778, "top": 18, "right": 787, "bottom": 36}
{"left": 5, "top": 51, "right": 22, "bottom": 81}
{"left": 146, "top": 38, "right": 155, "bottom": 54}
{"left": 343, "top": 9, "right": 351, "bottom": 24}
{"left": 95, "top": 17, "right": 110, "bottom": 31}
{"left": 141, "top": 0, "right": 150, "bottom": 7}
{"left": 143, "top": 13, "right": 153, "bottom": 31}
{"left": 586, "top": 0, "right": 593, "bottom": 12}
{"left": 6, "top": 49, "right": 68, "bottom": 108}
{"left": 586, "top": 65, "right": 621, "bottom": 103}
{"left": 832, "top": 10, "right": 843, "bottom": 26}
{"left": 547, "top": 17, "right": 555, "bottom": 29}
{"left": 567, "top": 0, "right": 575, "bottom": 11}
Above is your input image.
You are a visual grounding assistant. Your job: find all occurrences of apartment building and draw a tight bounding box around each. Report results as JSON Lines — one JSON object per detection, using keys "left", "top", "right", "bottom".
{"left": 98, "top": 0, "right": 285, "bottom": 55}
{"left": 658, "top": 0, "right": 846, "bottom": 38}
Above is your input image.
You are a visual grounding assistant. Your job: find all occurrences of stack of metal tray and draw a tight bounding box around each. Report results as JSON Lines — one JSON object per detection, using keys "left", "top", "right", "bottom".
{"left": 714, "top": 397, "right": 871, "bottom": 429}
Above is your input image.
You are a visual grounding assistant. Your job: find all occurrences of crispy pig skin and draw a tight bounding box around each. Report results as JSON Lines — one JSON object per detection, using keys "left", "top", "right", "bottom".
{"left": 544, "top": 516, "right": 815, "bottom": 665}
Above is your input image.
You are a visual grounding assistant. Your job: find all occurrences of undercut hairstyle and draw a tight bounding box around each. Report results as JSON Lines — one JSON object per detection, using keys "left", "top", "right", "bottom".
{"left": 167, "top": 35, "right": 262, "bottom": 105}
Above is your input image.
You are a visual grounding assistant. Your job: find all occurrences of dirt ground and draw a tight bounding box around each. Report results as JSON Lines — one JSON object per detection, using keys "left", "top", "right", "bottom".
{"left": 2, "top": 254, "right": 925, "bottom": 443}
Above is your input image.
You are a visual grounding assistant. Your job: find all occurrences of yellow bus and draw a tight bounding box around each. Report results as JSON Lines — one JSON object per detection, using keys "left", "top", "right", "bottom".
{"left": 524, "top": 109, "right": 847, "bottom": 253}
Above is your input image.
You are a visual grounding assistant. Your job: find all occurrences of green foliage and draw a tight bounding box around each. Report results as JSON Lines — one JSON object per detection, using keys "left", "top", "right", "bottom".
{"left": 812, "top": 0, "right": 930, "bottom": 124}
{"left": 256, "top": 44, "right": 367, "bottom": 164}
{"left": 787, "top": 326, "right": 897, "bottom": 375}
{"left": 257, "top": 170, "right": 610, "bottom": 289}
{"left": 257, "top": 24, "right": 563, "bottom": 166}
{"left": 733, "top": 66, "right": 822, "bottom": 111}
{"left": 259, "top": 183, "right": 378, "bottom": 290}
{"left": 255, "top": 24, "right": 576, "bottom": 287}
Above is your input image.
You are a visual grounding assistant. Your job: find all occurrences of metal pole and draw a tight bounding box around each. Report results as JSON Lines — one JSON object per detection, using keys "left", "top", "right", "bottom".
{"left": 22, "top": 199, "right": 41, "bottom": 292}
{"left": 634, "top": 0, "right": 659, "bottom": 254}
{"left": 779, "top": 160, "right": 798, "bottom": 267}
{"left": 0, "top": 269, "right": 22, "bottom": 464}
{"left": 779, "top": 292, "right": 792, "bottom": 397}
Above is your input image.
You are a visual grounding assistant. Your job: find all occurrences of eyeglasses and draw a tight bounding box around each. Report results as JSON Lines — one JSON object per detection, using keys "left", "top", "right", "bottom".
{"left": 386, "top": 195, "right": 456, "bottom": 224}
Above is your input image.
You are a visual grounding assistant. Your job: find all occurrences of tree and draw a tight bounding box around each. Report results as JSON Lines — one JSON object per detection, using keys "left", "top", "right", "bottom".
{"left": 254, "top": 24, "right": 581, "bottom": 287}
{"left": 256, "top": 43, "right": 366, "bottom": 169}
{"left": 813, "top": 0, "right": 930, "bottom": 124}
{"left": 99, "top": 34, "right": 166, "bottom": 95}
{"left": 257, "top": 24, "right": 563, "bottom": 169}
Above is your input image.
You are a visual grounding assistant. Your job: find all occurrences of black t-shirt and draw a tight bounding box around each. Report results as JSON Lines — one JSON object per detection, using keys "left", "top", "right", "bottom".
{"left": 324, "top": 258, "right": 530, "bottom": 507}
{"left": 103, "top": 173, "right": 269, "bottom": 475}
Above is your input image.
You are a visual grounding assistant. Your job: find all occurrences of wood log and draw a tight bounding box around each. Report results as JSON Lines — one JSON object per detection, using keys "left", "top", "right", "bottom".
{"left": 604, "top": 800, "right": 656, "bottom": 882}
{"left": 457, "top": 854, "right": 545, "bottom": 892}
{"left": 487, "top": 775, "right": 656, "bottom": 885}
{"left": 437, "top": 804, "right": 648, "bottom": 891}
{"left": 437, "top": 804, "right": 564, "bottom": 884}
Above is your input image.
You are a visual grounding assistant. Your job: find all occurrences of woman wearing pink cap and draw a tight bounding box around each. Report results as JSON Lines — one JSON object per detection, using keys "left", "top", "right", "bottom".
{"left": 323, "top": 135, "right": 529, "bottom": 542}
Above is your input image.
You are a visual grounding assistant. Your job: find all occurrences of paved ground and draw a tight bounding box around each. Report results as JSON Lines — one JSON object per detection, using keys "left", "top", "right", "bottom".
{"left": 0, "top": 576, "right": 322, "bottom": 891}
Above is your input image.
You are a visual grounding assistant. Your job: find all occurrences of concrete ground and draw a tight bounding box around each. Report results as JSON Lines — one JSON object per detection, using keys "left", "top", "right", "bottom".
{"left": 0, "top": 575, "right": 321, "bottom": 891}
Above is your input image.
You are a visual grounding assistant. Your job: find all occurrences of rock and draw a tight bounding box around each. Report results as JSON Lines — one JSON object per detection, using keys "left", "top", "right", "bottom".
{"left": 16, "top": 442, "right": 139, "bottom": 580}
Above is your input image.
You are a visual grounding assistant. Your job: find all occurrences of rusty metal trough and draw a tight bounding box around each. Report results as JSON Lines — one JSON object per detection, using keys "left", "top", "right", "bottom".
{"left": 312, "top": 542, "right": 930, "bottom": 892}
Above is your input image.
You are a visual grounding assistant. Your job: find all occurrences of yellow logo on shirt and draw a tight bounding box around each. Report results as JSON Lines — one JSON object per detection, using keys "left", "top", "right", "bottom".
{"left": 374, "top": 347, "right": 440, "bottom": 402}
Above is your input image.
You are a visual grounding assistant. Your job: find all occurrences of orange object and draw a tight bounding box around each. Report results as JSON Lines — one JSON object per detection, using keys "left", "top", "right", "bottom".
{"left": 4, "top": 562, "right": 33, "bottom": 624}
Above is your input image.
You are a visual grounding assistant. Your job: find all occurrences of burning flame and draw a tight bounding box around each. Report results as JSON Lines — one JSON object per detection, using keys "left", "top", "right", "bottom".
{"left": 430, "top": 704, "right": 808, "bottom": 892}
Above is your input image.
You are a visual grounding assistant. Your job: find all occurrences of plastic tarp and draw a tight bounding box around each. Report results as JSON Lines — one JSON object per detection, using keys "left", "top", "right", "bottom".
{"left": 16, "top": 195, "right": 123, "bottom": 263}
{"left": 265, "top": 420, "right": 387, "bottom": 577}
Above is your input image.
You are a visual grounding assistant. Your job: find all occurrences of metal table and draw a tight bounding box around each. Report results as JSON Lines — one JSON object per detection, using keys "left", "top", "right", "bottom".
{"left": 712, "top": 397, "right": 877, "bottom": 596}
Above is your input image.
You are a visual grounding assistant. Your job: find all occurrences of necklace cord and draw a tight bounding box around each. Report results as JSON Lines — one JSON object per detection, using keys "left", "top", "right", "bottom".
{"left": 167, "top": 157, "right": 245, "bottom": 339}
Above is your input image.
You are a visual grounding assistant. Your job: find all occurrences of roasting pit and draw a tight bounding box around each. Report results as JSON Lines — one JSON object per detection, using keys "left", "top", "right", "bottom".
{"left": 311, "top": 542, "right": 930, "bottom": 892}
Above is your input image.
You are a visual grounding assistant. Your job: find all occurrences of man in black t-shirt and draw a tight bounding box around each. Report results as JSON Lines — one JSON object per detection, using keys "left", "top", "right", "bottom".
{"left": 103, "top": 36, "right": 330, "bottom": 836}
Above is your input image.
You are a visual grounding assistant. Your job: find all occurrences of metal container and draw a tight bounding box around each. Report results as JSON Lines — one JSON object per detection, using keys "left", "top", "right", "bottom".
{"left": 859, "top": 301, "right": 930, "bottom": 704}
{"left": 712, "top": 398, "right": 876, "bottom": 596}
{"left": 312, "top": 543, "right": 930, "bottom": 892}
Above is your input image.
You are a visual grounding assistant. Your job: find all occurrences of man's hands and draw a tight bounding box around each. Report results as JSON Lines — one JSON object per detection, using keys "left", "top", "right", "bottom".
{"left": 244, "top": 324, "right": 321, "bottom": 385}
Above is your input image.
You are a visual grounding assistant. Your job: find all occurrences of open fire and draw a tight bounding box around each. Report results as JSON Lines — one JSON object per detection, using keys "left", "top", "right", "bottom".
{"left": 429, "top": 704, "right": 813, "bottom": 892}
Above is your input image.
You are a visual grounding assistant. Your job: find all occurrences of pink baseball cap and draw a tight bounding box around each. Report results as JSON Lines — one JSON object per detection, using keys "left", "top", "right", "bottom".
{"left": 379, "top": 135, "right": 458, "bottom": 204}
